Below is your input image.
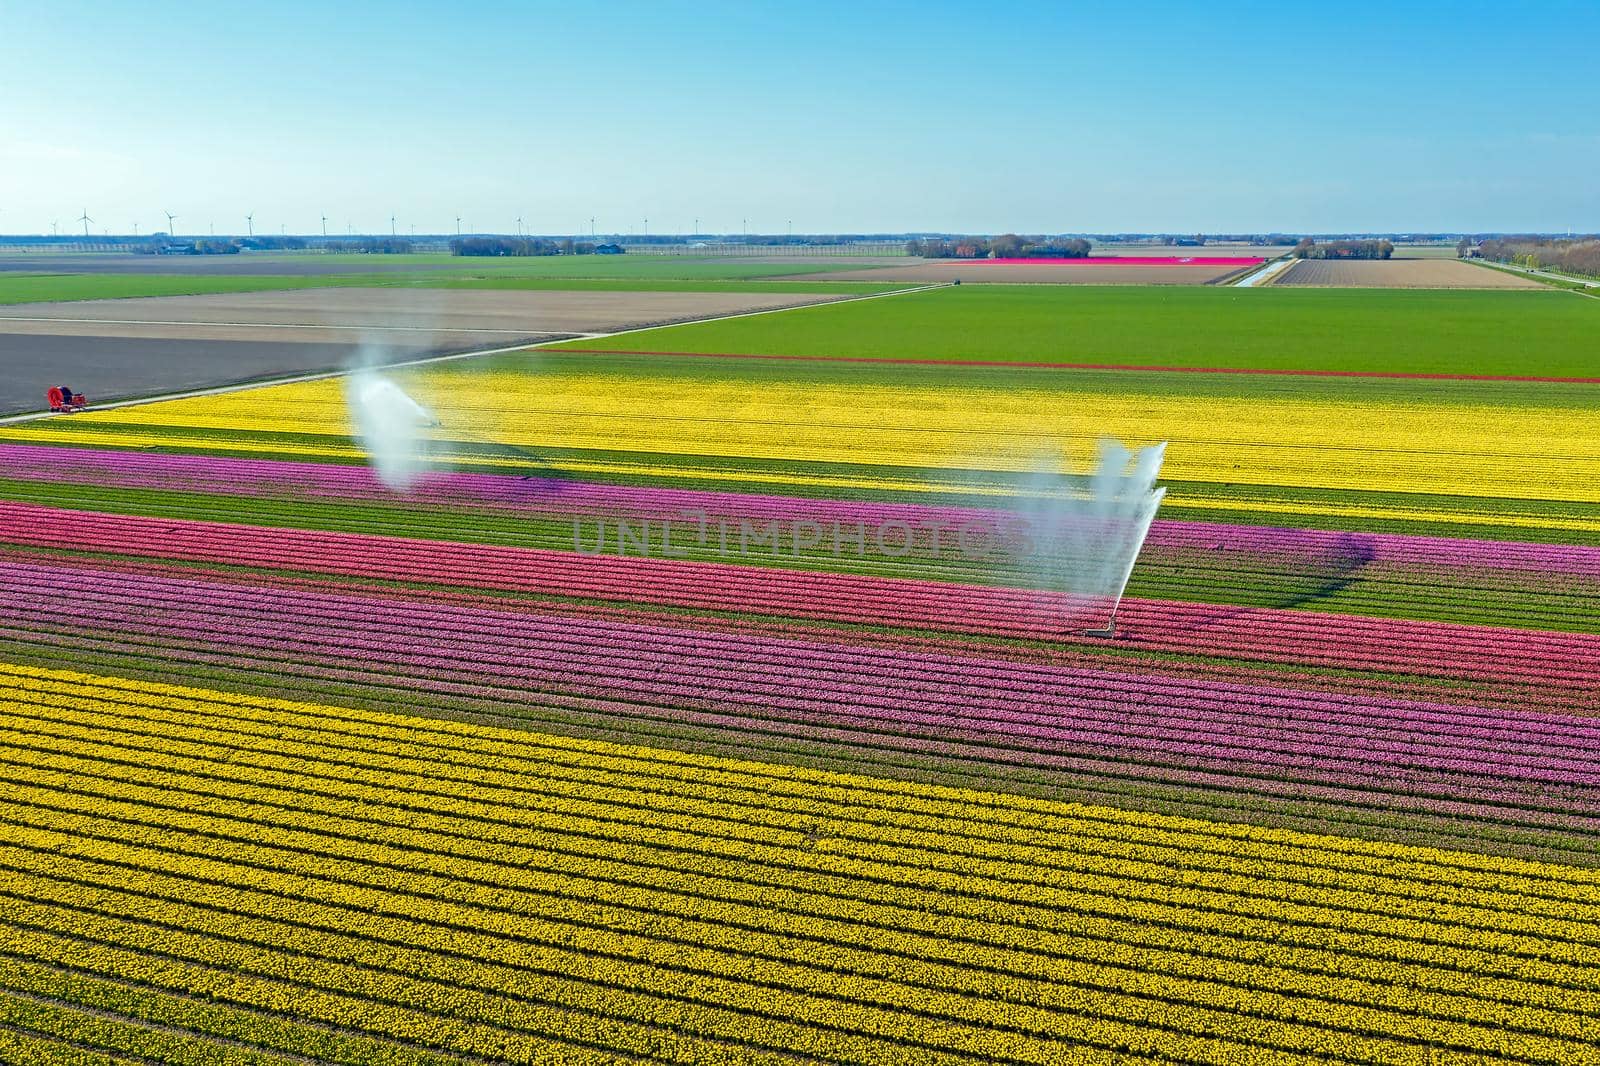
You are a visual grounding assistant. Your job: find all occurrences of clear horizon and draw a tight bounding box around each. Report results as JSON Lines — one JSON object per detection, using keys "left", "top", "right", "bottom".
{"left": 3, "top": 1, "right": 1596, "bottom": 236}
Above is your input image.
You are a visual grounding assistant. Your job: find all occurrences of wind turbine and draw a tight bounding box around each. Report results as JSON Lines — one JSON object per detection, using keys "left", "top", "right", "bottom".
{"left": 78, "top": 210, "right": 93, "bottom": 237}
{"left": 164, "top": 210, "right": 177, "bottom": 237}
{"left": 320, "top": 214, "right": 327, "bottom": 237}
{"left": 246, "top": 212, "right": 254, "bottom": 237}
{"left": 455, "top": 216, "right": 462, "bottom": 236}
{"left": 516, "top": 216, "right": 523, "bottom": 236}
{"left": 51, "top": 220, "right": 59, "bottom": 237}
{"left": 390, "top": 214, "right": 396, "bottom": 237}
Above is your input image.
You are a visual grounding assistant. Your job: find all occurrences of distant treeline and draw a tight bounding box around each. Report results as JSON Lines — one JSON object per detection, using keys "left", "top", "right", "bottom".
{"left": 128, "top": 235, "right": 413, "bottom": 256}
{"left": 906, "top": 235, "right": 1092, "bottom": 259}
{"left": 321, "top": 238, "right": 414, "bottom": 254}
{"left": 241, "top": 236, "right": 309, "bottom": 251}
{"left": 130, "top": 239, "right": 240, "bottom": 256}
{"left": 1292, "top": 239, "right": 1394, "bottom": 260}
{"left": 1475, "top": 236, "right": 1600, "bottom": 278}
{"left": 1046, "top": 234, "right": 1300, "bottom": 246}
{"left": 449, "top": 237, "right": 604, "bottom": 257}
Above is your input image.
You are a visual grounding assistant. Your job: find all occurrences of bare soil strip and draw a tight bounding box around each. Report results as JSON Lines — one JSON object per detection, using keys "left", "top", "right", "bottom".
{"left": 0, "top": 287, "right": 849, "bottom": 333}
{"left": 0, "top": 288, "right": 853, "bottom": 416}
{"left": 1273, "top": 259, "right": 1543, "bottom": 288}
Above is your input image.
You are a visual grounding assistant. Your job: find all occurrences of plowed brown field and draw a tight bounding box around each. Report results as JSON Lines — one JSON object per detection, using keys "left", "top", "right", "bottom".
{"left": 1273, "top": 259, "right": 1542, "bottom": 288}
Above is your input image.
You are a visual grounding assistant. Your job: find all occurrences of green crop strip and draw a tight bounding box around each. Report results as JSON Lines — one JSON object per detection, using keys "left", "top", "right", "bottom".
{"left": 546, "top": 284, "right": 1600, "bottom": 379}
{"left": 0, "top": 272, "right": 899, "bottom": 305}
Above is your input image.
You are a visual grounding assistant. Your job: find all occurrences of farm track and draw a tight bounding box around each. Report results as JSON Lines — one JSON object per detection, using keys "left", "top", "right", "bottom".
{"left": 3, "top": 666, "right": 1600, "bottom": 1064}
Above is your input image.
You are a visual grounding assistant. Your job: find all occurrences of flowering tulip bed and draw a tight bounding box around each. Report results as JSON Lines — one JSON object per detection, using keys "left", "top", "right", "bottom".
{"left": 0, "top": 344, "right": 1597, "bottom": 1062}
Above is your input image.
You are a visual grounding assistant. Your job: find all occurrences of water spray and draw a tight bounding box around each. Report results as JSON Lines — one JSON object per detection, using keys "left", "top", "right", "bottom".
{"left": 1011, "top": 438, "right": 1168, "bottom": 639}
{"left": 345, "top": 368, "right": 440, "bottom": 491}
{"left": 344, "top": 366, "right": 558, "bottom": 491}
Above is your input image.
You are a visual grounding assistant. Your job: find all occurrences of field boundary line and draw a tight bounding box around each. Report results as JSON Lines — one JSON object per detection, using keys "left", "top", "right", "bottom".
{"left": 1467, "top": 258, "right": 1600, "bottom": 296}
{"left": 541, "top": 348, "right": 1600, "bottom": 384}
{"left": 0, "top": 285, "right": 941, "bottom": 426}
{"left": 1233, "top": 259, "right": 1298, "bottom": 287}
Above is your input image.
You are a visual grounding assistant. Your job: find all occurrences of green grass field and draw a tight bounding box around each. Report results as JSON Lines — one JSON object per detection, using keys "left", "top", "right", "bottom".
{"left": 222, "top": 252, "right": 887, "bottom": 278}
{"left": 0, "top": 270, "right": 902, "bottom": 305}
{"left": 547, "top": 284, "right": 1600, "bottom": 378}
{"left": 0, "top": 273, "right": 347, "bottom": 304}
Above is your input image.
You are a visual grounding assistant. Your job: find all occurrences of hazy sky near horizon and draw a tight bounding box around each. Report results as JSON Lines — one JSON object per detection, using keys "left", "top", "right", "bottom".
{"left": 2, "top": 1, "right": 1596, "bottom": 236}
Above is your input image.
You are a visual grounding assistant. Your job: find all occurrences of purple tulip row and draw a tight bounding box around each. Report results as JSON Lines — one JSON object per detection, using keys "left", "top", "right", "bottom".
{"left": 5, "top": 443, "right": 1596, "bottom": 577}
{"left": 7, "top": 559, "right": 1600, "bottom": 813}
{"left": 4, "top": 503, "right": 1597, "bottom": 700}
{"left": 5, "top": 556, "right": 1591, "bottom": 751}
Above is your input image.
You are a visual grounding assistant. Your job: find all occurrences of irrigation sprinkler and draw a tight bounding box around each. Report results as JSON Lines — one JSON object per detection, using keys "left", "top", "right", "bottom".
{"left": 1007, "top": 438, "right": 1167, "bottom": 641}
{"left": 1077, "top": 442, "right": 1166, "bottom": 639}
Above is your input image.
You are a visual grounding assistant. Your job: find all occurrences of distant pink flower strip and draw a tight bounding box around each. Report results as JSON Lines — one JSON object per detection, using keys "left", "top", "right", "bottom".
{"left": 982, "top": 256, "right": 1264, "bottom": 266}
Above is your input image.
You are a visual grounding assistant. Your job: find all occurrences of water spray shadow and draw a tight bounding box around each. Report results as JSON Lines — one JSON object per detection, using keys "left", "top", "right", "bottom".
{"left": 1151, "top": 531, "right": 1380, "bottom": 639}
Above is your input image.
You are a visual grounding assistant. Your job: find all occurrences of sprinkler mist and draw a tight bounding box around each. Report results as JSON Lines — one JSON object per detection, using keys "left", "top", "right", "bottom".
{"left": 1011, "top": 438, "right": 1168, "bottom": 639}
{"left": 345, "top": 367, "right": 440, "bottom": 491}
{"left": 344, "top": 362, "right": 557, "bottom": 492}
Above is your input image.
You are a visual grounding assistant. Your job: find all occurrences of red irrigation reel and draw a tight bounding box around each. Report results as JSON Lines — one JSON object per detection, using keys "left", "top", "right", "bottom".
{"left": 47, "top": 386, "right": 88, "bottom": 413}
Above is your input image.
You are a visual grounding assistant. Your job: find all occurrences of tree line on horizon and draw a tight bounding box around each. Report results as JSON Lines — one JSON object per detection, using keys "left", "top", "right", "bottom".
{"left": 448, "top": 237, "right": 608, "bottom": 257}
{"left": 130, "top": 235, "right": 415, "bottom": 256}
{"left": 905, "top": 235, "right": 1093, "bottom": 259}
{"left": 1473, "top": 236, "right": 1600, "bottom": 278}
{"left": 1291, "top": 238, "right": 1394, "bottom": 260}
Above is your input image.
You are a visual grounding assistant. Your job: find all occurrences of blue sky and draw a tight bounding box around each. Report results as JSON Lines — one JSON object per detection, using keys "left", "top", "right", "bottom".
{"left": 2, "top": 1, "right": 1596, "bottom": 235}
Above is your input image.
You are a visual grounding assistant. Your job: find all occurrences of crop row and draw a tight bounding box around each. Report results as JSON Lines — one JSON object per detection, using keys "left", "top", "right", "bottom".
{"left": 6, "top": 561, "right": 1599, "bottom": 801}
{"left": 30, "top": 367, "right": 1600, "bottom": 504}
{"left": 14, "top": 477, "right": 1592, "bottom": 639}
{"left": 10, "top": 683, "right": 1600, "bottom": 915}
{"left": 5, "top": 444, "right": 1597, "bottom": 577}
{"left": 8, "top": 559, "right": 1600, "bottom": 856}
{"left": 7, "top": 664, "right": 1600, "bottom": 925}
{"left": 8, "top": 451, "right": 1599, "bottom": 639}
{"left": 8, "top": 552, "right": 1590, "bottom": 754}
{"left": 4, "top": 503, "right": 1596, "bottom": 695}
{"left": 6, "top": 531, "right": 1580, "bottom": 713}
{"left": 9, "top": 568, "right": 1600, "bottom": 868}
{"left": 0, "top": 948, "right": 481, "bottom": 1066}
{"left": 17, "top": 617, "right": 1594, "bottom": 869}
{"left": 3, "top": 668, "right": 1600, "bottom": 1063}
{"left": 8, "top": 444, "right": 1598, "bottom": 603}
{"left": 12, "top": 540, "right": 1585, "bottom": 725}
